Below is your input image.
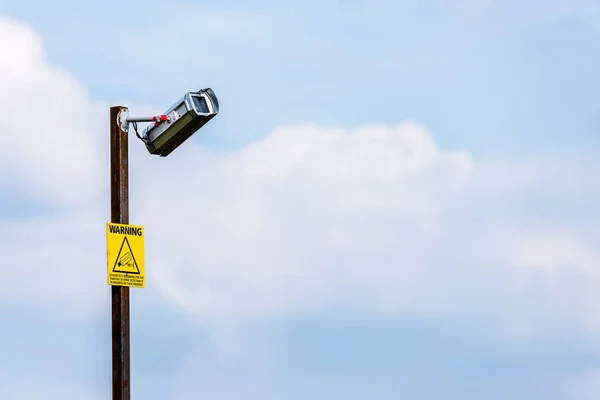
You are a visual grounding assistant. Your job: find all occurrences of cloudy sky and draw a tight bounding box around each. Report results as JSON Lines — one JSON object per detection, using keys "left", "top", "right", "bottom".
{"left": 1, "top": 0, "right": 600, "bottom": 398}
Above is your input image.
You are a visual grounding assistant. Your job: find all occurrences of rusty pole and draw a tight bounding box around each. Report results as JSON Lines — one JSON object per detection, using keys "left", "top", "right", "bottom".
{"left": 110, "top": 106, "right": 131, "bottom": 400}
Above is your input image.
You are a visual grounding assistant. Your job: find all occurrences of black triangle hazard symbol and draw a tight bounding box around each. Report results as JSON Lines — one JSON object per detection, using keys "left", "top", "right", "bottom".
{"left": 112, "top": 236, "right": 140, "bottom": 274}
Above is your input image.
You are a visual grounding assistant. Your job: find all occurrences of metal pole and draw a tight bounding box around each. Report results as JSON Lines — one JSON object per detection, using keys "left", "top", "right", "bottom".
{"left": 110, "top": 106, "right": 131, "bottom": 400}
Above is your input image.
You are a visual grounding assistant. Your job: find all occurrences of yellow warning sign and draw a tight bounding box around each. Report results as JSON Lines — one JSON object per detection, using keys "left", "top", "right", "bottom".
{"left": 106, "top": 222, "right": 145, "bottom": 288}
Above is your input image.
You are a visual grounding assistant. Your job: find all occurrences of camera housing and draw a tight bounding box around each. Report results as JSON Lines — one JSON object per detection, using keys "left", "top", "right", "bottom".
{"left": 142, "top": 88, "right": 219, "bottom": 157}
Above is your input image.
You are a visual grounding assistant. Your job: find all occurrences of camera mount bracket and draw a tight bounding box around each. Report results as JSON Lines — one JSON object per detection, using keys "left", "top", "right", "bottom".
{"left": 117, "top": 107, "right": 171, "bottom": 133}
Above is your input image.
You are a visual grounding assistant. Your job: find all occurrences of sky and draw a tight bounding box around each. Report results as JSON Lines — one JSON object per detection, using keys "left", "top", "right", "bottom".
{"left": 1, "top": 0, "right": 600, "bottom": 398}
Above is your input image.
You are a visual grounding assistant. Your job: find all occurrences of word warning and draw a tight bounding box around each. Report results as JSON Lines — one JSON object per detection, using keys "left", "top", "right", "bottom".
{"left": 106, "top": 222, "right": 145, "bottom": 288}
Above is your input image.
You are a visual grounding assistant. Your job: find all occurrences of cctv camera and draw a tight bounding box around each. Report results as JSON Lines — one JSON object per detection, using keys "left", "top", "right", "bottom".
{"left": 142, "top": 88, "right": 219, "bottom": 157}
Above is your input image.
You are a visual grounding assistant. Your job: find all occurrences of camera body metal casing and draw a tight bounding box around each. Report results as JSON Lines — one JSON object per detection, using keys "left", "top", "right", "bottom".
{"left": 142, "top": 88, "right": 219, "bottom": 157}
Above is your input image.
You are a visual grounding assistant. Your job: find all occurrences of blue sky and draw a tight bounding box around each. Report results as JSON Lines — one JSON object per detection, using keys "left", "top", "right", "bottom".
{"left": 1, "top": 0, "right": 600, "bottom": 399}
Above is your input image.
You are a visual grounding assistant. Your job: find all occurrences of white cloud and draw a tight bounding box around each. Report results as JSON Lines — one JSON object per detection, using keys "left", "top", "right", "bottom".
{"left": 0, "top": 15, "right": 104, "bottom": 208}
{"left": 135, "top": 123, "right": 600, "bottom": 333}
{"left": 1, "top": 15, "right": 600, "bottom": 337}
{"left": 138, "top": 122, "right": 475, "bottom": 317}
